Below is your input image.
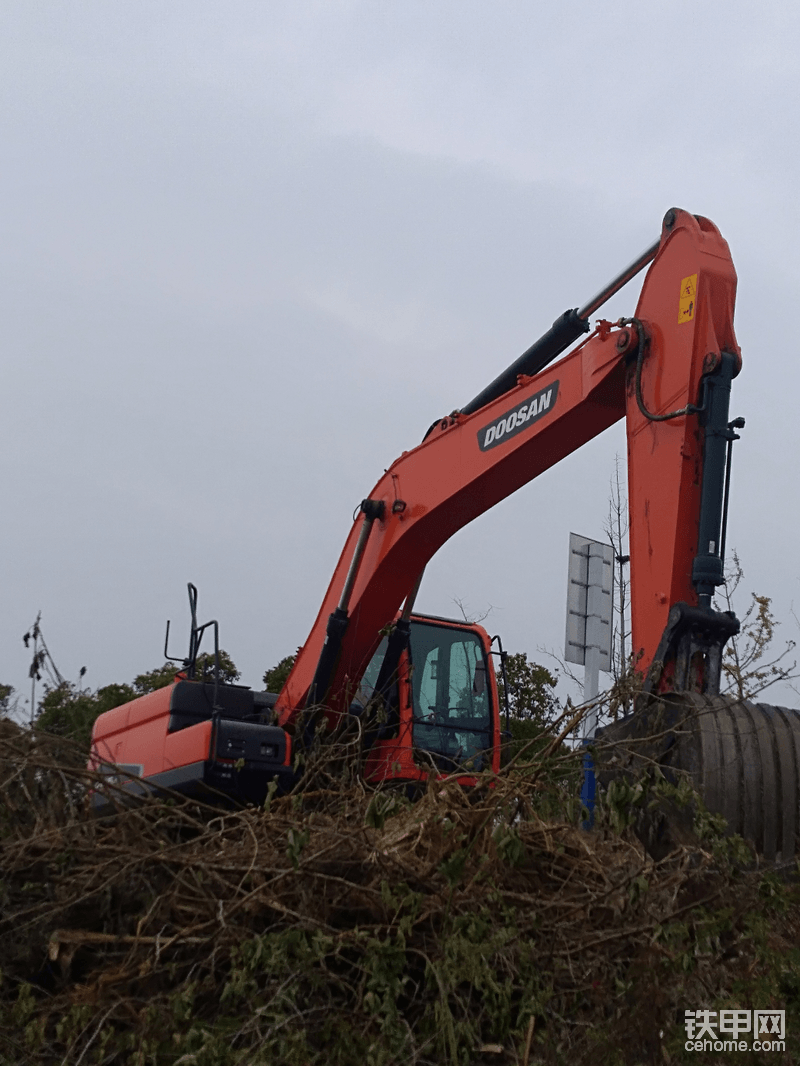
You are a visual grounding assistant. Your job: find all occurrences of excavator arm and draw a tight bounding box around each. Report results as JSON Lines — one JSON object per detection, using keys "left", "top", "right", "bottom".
{"left": 276, "top": 209, "right": 741, "bottom": 730}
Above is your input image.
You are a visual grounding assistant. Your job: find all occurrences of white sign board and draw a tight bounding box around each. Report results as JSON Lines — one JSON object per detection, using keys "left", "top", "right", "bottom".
{"left": 565, "top": 533, "right": 613, "bottom": 671}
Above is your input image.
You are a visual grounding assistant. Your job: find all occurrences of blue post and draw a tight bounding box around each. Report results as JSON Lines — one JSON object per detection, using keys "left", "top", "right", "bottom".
{"left": 580, "top": 740, "right": 595, "bottom": 829}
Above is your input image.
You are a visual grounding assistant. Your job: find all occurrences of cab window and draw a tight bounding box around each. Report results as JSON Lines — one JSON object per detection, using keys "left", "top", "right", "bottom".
{"left": 409, "top": 622, "right": 491, "bottom": 767}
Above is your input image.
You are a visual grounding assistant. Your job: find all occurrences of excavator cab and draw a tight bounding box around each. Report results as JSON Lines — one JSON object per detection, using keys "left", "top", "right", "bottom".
{"left": 360, "top": 614, "right": 501, "bottom": 785}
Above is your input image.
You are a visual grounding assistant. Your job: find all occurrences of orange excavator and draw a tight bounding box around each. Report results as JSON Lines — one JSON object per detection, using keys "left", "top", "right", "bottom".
{"left": 92, "top": 209, "right": 794, "bottom": 854}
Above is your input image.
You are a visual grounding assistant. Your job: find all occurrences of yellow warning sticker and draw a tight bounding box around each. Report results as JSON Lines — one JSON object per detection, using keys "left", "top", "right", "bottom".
{"left": 678, "top": 273, "right": 697, "bottom": 323}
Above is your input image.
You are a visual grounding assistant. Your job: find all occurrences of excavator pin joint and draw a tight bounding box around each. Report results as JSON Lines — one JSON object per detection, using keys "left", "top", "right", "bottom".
{"left": 360, "top": 498, "right": 385, "bottom": 521}
{"left": 615, "top": 328, "right": 631, "bottom": 352}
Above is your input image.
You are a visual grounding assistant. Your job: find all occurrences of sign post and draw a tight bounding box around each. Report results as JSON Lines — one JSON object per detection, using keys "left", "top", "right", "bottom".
{"left": 565, "top": 534, "right": 613, "bottom": 822}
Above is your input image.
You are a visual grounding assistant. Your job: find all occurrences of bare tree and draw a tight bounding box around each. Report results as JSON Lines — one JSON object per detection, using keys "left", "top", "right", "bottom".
{"left": 715, "top": 551, "right": 798, "bottom": 700}
{"left": 22, "top": 613, "right": 65, "bottom": 726}
{"left": 451, "top": 597, "right": 496, "bottom": 625}
{"left": 604, "top": 455, "right": 632, "bottom": 687}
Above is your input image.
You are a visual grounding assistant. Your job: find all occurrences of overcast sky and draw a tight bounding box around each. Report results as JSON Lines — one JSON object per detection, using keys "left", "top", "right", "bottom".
{"left": 3, "top": 1, "right": 800, "bottom": 712}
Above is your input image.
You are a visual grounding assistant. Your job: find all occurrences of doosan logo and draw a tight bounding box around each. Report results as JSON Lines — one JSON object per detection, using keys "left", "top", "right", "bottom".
{"left": 478, "top": 381, "right": 560, "bottom": 452}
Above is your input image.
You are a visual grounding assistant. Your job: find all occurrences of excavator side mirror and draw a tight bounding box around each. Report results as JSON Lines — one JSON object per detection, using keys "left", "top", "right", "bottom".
{"left": 473, "top": 661, "right": 487, "bottom": 696}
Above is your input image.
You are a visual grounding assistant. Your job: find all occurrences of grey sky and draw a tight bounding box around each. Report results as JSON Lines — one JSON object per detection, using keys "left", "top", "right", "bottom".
{"left": 3, "top": 2, "right": 799, "bottom": 709}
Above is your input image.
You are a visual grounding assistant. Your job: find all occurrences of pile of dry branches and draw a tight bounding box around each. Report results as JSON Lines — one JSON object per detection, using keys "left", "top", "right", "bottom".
{"left": 1, "top": 718, "right": 798, "bottom": 1065}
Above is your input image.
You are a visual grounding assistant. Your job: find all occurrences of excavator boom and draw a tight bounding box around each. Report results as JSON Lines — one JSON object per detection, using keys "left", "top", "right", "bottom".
{"left": 277, "top": 209, "right": 740, "bottom": 728}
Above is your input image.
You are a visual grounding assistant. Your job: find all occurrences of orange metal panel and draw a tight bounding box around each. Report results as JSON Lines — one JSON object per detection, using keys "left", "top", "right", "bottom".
{"left": 91, "top": 687, "right": 174, "bottom": 777}
{"left": 91, "top": 686, "right": 173, "bottom": 742}
{"left": 163, "top": 720, "right": 213, "bottom": 771}
{"left": 626, "top": 212, "right": 739, "bottom": 672}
